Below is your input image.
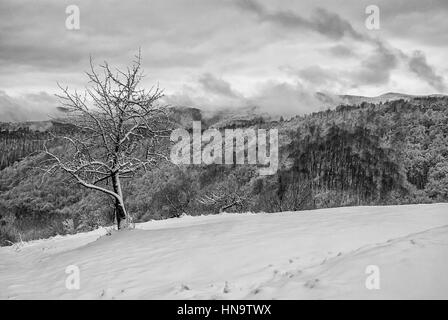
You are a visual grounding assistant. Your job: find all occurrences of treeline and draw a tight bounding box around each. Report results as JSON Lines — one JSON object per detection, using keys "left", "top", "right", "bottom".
{"left": 0, "top": 128, "right": 48, "bottom": 170}
{"left": 0, "top": 121, "right": 74, "bottom": 170}
{"left": 1, "top": 97, "right": 448, "bottom": 245}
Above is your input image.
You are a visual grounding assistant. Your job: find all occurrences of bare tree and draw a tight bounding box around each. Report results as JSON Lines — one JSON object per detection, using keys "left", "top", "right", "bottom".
{"left": 196, "top": 187, "right": 248, "bottom": 213}
{"left": 42, "top": 52, "right": 171, "bottom": 229}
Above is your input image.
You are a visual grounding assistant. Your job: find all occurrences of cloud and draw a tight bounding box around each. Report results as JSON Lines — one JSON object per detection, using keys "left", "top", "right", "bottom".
{"left": 296, "top": 66, "right": 340, "bottom": 87}
{"left": 310, "top": 8, "right": 365, "bottom": 41}
{"left": 248, "top": 81, "right": 323, "bottom": 116}
{"left": 235, "top": 0, "right": 365, "bottom": 40}
{"left": 167, "top": 75, "right": 323, "bottom": 117}
{"left": 0, "top": 0, "right": 447, "bottom": 121}
{"left": 408, "top": 50, "right": 446, "bottom": 91}
{"left": 235, "top": 0, "right": 446, "bottom": 94}
{"left": 328, "top": 45, "right": 355, "bottom": 58}
{"left": 286, "top": 42, "right": 399, "bottom": 91}
{"left": 0, "top": 91, "right": 61, "bottom": 122}
{"left": 198, "top": 73, "right": 239, "bottom": 98}
{"left": 379, "top": 0, "right": 448, "bottom": 14}
{"left": 299, "top": 39, "right": 444, "bottom": 93}
{"left": 351, "top": 42, "right": 399, "bottom": 86}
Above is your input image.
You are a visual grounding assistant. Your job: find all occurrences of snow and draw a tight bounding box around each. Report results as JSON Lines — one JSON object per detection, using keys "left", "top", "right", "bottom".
{"left": 1, "top": 203, "right": 448, "bottom": 299}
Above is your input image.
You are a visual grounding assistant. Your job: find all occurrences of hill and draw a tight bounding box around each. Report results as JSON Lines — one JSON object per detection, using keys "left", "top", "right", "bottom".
{"left": 315, "top": 92, "right": 448, "bottom": 108}
{"left": 1, "top": 203, "right": 447, "bottom": 299}
{"left": 1, "top": 95, "right": 448, "bottom": 245}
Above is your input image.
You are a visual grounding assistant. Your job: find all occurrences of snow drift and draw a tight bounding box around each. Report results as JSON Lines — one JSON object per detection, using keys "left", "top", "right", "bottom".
{"left": 1, "top": 203, "right": 448, "bottom": 299}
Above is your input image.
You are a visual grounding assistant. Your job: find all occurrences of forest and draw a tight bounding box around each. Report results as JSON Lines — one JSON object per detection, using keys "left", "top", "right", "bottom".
{"left": 1, "top": 96, "right": 447, "bottom": 246}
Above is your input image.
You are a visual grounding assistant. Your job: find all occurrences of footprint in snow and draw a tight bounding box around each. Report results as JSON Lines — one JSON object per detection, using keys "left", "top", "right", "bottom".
{"left": 304, "top": 278, "right": 320, "bottom": 289}
{"left": 223, "top": 281, "right": 231, "bottom": 294}
{"left": 251, "top": 288, "right": 262, "bottom": 295}
{"left": 180, "top": 283, "right": 191, "bottom": 291}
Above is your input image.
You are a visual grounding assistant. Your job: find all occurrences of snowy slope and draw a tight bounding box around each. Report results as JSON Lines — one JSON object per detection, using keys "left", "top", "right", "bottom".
{"left": 1, "top": 204, "right": 448, "bottom": 300}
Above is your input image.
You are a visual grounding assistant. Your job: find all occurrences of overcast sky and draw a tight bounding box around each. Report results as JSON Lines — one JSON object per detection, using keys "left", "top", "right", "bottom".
{"left": 1, "top": 0, "right": 447, "bottom": 120}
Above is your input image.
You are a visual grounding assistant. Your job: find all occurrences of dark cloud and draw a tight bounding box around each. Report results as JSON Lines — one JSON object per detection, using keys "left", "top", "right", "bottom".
{"left": 351, "top": 42, "right": 399, "bottom": 86}
{"left": 0, "top": 0, "right": 447, "bottom": 121}
{"left": 0, "top": 1, "right": 90, "bottom": 70}
{"left": 235, "top": 0, "right": 365, "bottom": 40}
{"left": 288, "top": 42, "right": 398, "bottom": 90}
{"left": 328, "top": 45, "right": 356, "bottom": 57}
{"left": 0, "top": 43, "right": 86, "bottom": 70}
{"left": 198, "top": 73, "right": 239, "bottom": 97}
{"left": 235, "top": 0, "right": 446, "bottom": 93}
{"left": 311, "top": 8, "right": 365, "bottom": 41}
{"left": 376, "top": 0, "right": 448, "bottom": 16}
{"left": 371, "top": 0, "right": 448, "bottom": 47}
{"left": 408, "top": 51, "right": 445, "bottom": 91}
{"left": 296, "top": 66, "right": 340, "bottom": 87}
{"left": 0, "top": 0, "right": 233, "bottom": 73}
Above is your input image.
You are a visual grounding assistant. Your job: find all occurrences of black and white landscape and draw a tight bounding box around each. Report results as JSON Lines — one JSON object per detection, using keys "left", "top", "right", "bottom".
{"left": 1, "top": 0, "right": 448, "bottom": 300}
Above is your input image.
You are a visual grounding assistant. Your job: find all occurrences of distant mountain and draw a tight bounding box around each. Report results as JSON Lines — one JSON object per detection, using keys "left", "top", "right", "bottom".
{"left": 201, "top": 105, "right": 272, "bottom": 129}
{"left": 316, "top": 92, "right": 447, "bottom": 108}
{"left": 2, "top": 93, "right": 447, "bottom": 133}
{"left": 174, "top": 93, "right": 448, "bottom": 129}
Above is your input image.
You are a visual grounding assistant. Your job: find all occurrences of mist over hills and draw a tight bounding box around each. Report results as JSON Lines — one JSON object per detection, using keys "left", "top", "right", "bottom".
{"left": 2, "top": 92, "right": 446, "bottom": 130}
{"left": 170, "top": 92, "right": 448, "bottom": 127}
{"left": 0, "top": 91, "right": 62, "bottom": 123}
{"left": 1, "top": 94, "right": 448, "bottom": 245}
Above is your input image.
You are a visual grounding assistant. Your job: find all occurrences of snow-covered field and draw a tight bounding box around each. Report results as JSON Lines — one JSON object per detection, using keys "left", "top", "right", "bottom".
{"left": 1, "top": 204, "right": 448, "bottom": 300}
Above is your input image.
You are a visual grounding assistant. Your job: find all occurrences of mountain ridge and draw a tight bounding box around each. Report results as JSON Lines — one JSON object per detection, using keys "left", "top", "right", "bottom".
{"left": 2, "top": 93, "right": 446, "bottom": 131}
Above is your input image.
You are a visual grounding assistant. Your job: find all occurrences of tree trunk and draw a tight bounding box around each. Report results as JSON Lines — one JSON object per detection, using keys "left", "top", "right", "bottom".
{"left": 111, "top": 173, "right": 129, "bottom": 229}
{"left": 114, "top": 198, "right": 127, "bottom": 229}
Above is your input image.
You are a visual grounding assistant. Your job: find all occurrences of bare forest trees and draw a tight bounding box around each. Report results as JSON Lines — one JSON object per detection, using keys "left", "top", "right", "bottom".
{"left": 42, "top": 53, "right": 171, "bottom": 229}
